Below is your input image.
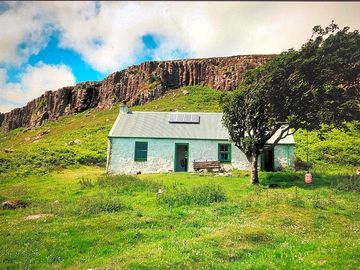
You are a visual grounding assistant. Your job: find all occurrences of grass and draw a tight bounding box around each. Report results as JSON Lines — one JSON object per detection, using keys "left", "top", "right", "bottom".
{"left": 132, "top": 85, "right": 222, "bottom": 112}
{"left": 0, "top": 84, "right": 359, "bottom": 268}
{"left": 0, "top": 86, "right": 221, "bottom": 177}
{"left": 0, "top": 167, "right": 359, "bottom": 269}
{"left": 0, "top": 85, "right": 358, "bottom": 177}
{"left": 293, "top": 124, "right": 360, "bottom": 173}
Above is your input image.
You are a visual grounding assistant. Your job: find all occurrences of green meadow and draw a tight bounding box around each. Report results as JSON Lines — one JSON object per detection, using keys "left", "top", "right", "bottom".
{"left": 1, "top": 168, "right": 359, "bottom": 269}
{"left": 0, "top": 85, "right": 359, "bottom": 269}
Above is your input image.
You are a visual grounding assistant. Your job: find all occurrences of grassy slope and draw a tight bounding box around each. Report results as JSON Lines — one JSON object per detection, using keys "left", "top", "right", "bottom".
{"left": 294, "top": 126, "right": 360, "bottom": 172}
{"left": 0, "top": 86, "right": 221, "bottom": 177}
{"left": 0, "top": 85, "right": 359, "bottom": 269}
{"left": 0, "top": 168, "right": 359, "bottom": 269}
{"left": 0, "top": 84, "right": 358, "bottom": 177}
{"left": 0, "top": 86, "right": 360, "bottom": 176}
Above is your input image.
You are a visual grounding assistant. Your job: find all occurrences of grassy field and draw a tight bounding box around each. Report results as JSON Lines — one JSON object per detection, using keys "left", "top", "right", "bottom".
{"left": 1, "top": 167, "right": 359, "bottom": 269}
{"left": 0, "top": 85, "right": 359, "bottom": 269}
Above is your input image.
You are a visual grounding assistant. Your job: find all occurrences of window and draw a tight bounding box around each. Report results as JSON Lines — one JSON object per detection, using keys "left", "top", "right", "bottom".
{"left": 134, "top": 142, "right": 148, "bottom": 161}
{"left": 218, "top": 144, "right": 231, "bottom": 162}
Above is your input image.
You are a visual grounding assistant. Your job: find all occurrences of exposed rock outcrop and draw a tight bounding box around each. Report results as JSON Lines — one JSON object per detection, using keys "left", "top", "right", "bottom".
{"left": 0, "top": 54, "right": 275, "bottom": 131}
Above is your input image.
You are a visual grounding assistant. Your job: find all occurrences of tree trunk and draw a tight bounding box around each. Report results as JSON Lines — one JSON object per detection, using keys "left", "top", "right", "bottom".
{"left": 249, "top": 154, "right": 259, "bottom": 185}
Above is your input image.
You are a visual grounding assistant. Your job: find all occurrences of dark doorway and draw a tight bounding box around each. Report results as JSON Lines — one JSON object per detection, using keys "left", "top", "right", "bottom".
{"left": 261, "top": 148, "right": 274, "bottom": 172}
{"left": 175, "top": 144, "right": 189, "bottom": 172}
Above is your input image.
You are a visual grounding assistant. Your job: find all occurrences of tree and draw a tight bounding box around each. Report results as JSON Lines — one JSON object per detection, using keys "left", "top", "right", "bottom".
{"left": 220, "top": 23, "right": 360, "bottom": 184}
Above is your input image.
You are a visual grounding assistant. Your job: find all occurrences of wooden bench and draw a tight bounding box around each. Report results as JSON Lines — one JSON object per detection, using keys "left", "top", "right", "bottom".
{"left": 193, "top": 160, "right": 221, "bottom": 172}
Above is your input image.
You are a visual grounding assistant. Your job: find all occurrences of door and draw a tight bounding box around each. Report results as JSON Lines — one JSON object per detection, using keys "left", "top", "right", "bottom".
{"left": 174, "top": 144, "right": 189, "bottom": 172}
{"left": 261, "top": 147, "right": 274, "bottom": 172}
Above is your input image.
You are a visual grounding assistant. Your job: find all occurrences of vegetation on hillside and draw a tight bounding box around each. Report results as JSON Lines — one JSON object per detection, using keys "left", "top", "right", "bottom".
{"left": 221, "top": 24, "right": 360, "bottom": 184}
{"left": 0, "top": 167, "right": 359, "bottom": 269}
{"left": 294, "top": 124, "right": 360, "bottom": 172}
{"left": 0, "top": 84, "right": 358, "bottom": 178}
{"left": 0, "top": 86, "right": 221, "bottom": 177}
{"left": 132, "top": 85, "right": 221, "bottom": 112}
{"left": 0, "top": 83, "right": 358, "bottom": 269}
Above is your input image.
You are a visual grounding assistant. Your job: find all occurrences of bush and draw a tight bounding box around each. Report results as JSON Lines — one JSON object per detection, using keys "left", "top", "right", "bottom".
{"left": 157, "top": 183, "right": 226, "bottom": 207}
{"left": 79, "top": 177, "right": 94, "bottom": 189}
{"left": 335, "top": 175, "right": 360, "bottom": 193}
{"left": 74, "top": 196, "right": 127, "bottom": 215}
{"left": 97, "top": 175, "right": 160, "bottom": 193}
{"left": 290, "top": 188, "right": 305, "bottom": 208}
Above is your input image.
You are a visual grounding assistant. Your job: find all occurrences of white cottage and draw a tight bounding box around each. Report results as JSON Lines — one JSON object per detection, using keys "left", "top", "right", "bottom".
{"left": 106, "top": 105, "right": 295, "bottom": 174}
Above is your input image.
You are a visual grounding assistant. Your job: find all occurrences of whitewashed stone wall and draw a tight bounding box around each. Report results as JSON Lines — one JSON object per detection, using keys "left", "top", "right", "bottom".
{"left": 107, "top": 137, "right": 294, "bottom": 174}
{"left": 107, "top": 138, "right": 248, "bottom": 174}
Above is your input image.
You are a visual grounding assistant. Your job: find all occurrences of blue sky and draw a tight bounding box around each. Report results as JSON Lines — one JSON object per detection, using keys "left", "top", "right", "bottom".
{"left": 5, "top": 32, "right": 183, "bottom": 84}
{"left": 0, "top": 1, "right": 359, "bottom": 112}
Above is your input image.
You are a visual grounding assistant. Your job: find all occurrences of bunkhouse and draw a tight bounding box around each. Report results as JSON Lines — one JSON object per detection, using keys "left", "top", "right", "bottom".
{"left": 106, "top": 104, "right": 295, "bottom": 174}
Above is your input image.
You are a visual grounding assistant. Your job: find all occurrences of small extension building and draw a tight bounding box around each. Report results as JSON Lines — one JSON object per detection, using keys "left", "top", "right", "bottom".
{"left": 107, "top": 105, "right": 295, "bottom": 174}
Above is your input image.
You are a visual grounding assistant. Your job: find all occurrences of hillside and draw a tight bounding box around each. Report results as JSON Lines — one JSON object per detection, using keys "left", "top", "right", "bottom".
{"left": 0, "top": 86, "right": 221, "bottom": 177}
{"left": 1, "top": 85, "right": 359, "bottom": 269}
{"left": 0, "top": 85, "right": 359, "bottom": 178}
{"left": 0, "top": 54, "right": 274, "bottom": 132}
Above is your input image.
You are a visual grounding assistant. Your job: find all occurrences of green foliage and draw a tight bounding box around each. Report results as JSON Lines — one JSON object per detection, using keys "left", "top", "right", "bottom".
{"left": 79, "top": 177, "right": 94, "bottom": 189}
{"left": 1, "top": 168, "right": 360, "bottom": 269}
{"left": 149, "top": 73, "right": 160, "bottom": 83}
{"left": 97, "top": 174, "right": 160, "bottom": 193}
{"left": 294, "top": 123, "right": 360, "bottom": 170}
{"left": 261, "top": 171, "right": 303, "bottom": 185}
{"left": 74, "top": 195, "right": 127, "bottom": 215}
{"left": 290, "top": 188, "right": 306, "bottom": 208}
{"left": 0, "top": 86, "right": 222, "bottom": 177}
{"left": 35, "top": 97, "right": 46, "bottom": 112}
{"left": 334, "top": 175, "right": 360, "bottom": 193}
{"left": 220, "top": 24, "right": 360, "bottom": 184}
{"left": 133, "top": 85, "right": 222, "bottom": 112}
{"left": 157, "top": 183, "right": 226, "bottom": 207}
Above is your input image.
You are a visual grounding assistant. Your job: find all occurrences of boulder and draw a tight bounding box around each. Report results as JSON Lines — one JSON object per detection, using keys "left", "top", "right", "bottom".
{"left": 68, "top": 139, "right": 81, "bottom": 145}
{"left": 2, "top": 200, "right": 28, "bottom": 209}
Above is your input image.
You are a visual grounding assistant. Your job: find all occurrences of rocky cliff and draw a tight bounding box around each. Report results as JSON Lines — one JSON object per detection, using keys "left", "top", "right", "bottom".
{"left": 0, "top": 54, "right": 275, "bottom": 131}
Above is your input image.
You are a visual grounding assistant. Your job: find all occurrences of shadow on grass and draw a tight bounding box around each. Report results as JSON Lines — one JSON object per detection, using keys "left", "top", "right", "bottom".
{"left": 260, "top": 171, "right": 359, "bottom": 192}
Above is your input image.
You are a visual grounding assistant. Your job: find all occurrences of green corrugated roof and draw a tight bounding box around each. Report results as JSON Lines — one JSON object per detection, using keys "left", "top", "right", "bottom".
{"left": 108, "top": 111, "right": 295, "bottom": 144}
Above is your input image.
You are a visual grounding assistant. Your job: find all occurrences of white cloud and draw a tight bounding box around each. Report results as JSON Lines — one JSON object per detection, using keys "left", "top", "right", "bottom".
{"left": 0, "top": 63, "right": 75, "bottom": 113}
{"left": 0, "top": 2, "right": 359, "bottom": 112}
{"left": 0, "top": 2, "right": 53, "bottom": 66}
{"left": 1, "top": 2, "right": 359, "bottom": 73}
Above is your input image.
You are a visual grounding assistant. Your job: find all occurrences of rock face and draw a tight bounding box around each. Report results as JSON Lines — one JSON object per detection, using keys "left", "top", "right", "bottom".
{"left": 0, "top": 54, "right": 275, "bottom": 132}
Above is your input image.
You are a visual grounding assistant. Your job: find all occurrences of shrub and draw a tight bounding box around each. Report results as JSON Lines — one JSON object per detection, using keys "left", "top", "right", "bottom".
{"left": 74, "top": 196, "right": 127, "bottom": 215}
{"left": 290, "top": 188, "right": 305, "bottom": 208}
{"left": 335, "top": 175, "right": 360, "bottom": 193}
{"left": 311, "top": 193, "right": 327, "bottom": 209}
{"left": 79, "top": 177, "right": 94, "bottom": 189}
{"left": 157, "top": 183, "right": 226, "bottom": 207}
{"left": 97, "top": 175, "right": 160, "bottom": 193}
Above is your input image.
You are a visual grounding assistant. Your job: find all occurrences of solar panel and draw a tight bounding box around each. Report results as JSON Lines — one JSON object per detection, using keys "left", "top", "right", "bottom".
{"left": 169, "top": 114, "right": 177, "bottom": 122}
{"left": 191, "top": 114, "right": 200, "bottom": 123}
{"left": 169, "top": 113, "right": 200, "bottom": 124}
{"left": 184, "top": 114, "right": 192, "bottom": 122}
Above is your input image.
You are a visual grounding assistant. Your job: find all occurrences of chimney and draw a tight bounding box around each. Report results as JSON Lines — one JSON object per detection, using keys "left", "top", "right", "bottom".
{"left": 120, "top": 100, "right": 129, "bottom": 114}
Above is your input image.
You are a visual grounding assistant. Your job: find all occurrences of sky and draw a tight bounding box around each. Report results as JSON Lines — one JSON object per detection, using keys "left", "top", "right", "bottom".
{"left": 0, "top": 1, "right": 359, "bottom": 113}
